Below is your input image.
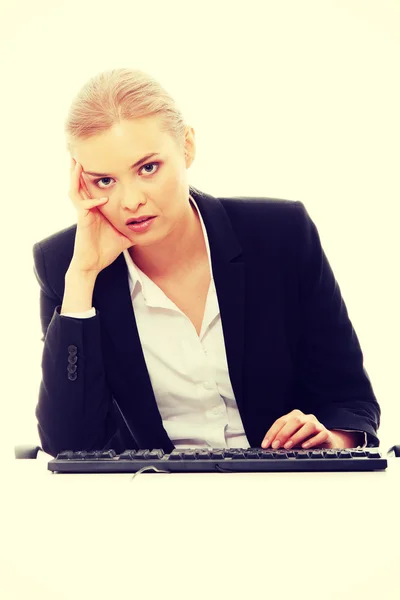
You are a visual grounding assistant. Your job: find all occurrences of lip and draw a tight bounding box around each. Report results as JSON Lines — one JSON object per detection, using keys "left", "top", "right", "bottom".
{"left": 126, "top": 217, "right": 156, "bottom": 233}
{"left": 125, "top": 215, "right": 155, "bottom": 225}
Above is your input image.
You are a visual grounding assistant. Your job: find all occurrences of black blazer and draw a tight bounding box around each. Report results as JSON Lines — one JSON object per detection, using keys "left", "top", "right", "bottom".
{"left": 33, "top": 187, "right": 380, "bottom": 457}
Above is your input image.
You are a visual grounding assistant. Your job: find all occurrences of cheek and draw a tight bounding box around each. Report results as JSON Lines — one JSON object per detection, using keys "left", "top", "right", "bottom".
{"left": 98, "top": 201, "right": 115, "bottom": 219}
{"left": 163, "top": 170, "right": 186, "bottom": 194}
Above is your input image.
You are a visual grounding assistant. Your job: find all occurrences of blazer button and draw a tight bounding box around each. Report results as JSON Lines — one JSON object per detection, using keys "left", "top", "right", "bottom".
{"left": 67, "top": 364, "right": 77, "bottom": 374}
{"left": 68, "top": 355, "right": 78, "bottom": 365}
{"left": 68, "top": 372, "right": 77, "bottom": 381}
{"left": 68, "top": 345, "right": 77, "bottom": 354}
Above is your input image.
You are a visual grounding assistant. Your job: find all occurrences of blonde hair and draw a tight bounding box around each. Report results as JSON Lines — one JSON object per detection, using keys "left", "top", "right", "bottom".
{"left": 64, "top": 67, "right": 188, "bottom": 153}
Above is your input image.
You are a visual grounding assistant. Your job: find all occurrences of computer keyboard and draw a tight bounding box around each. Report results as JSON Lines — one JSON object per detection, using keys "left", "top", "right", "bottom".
{"left": 48, "top": 447, "right": 387, "bottom": 473}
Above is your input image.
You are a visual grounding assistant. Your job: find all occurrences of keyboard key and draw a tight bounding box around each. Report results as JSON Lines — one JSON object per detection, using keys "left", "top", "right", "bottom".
{"left": 148, "top": 450, "right": 164, "bottom": 460}
{"left": 74, "top": 451, "right": 87, "bottom": 459}
{"left": 84, "top": 452, "right": 99, "bottom": 459}
{"left": 246, "top": 450, "right": 261, "bottom": 459}
{"left": 134, "top": 450, "right": 150, "bottom": 459}
{"left": 229, "top": 450, "right": 245, "bottom": 459}
{"left": 338, "top": 451, "right": 352, "bottom": 459}
{"left": 57, "top": 451, "right": 74, "bottom": 459}
{"left": 210, "top": 450, "right": 225, "bottom": 459}
{"left": 259, "top": 450, "right": 276, "bottom": 459}
{"left": 168, "top": 450, "right": 184, "bottom": 461}
{"left": 310, "top": 450, "right": 324, "bottom": 459}
{"left": 119, "top": 451, "right": 135, "bottom": 460}
{"left": 366, "top": 450, "right": 381, "bottom": 459}
{"left": 325, "top": 450, "right": 339, "bottom": 459}
{"left": 100, "top": 450, "right": 116, "bottom": 458}
{"left": 182, "top": 450, "right": 197, "bottom": 460}
{"left": 296, "top": 451, "right": 310, "bottom": 459}
{"left": 195, "top": 450, "right": 211, "bottom": 459}
{"left": 224, "top": 450, "right": 237, "bottom": 458}
{"left": 274, "top": 451, "right": 288, "bottom": 460}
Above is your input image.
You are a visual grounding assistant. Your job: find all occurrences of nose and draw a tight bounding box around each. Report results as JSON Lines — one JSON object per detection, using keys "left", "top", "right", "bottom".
{"left": 119, "top": 182, "right": 147, "bottom": 212}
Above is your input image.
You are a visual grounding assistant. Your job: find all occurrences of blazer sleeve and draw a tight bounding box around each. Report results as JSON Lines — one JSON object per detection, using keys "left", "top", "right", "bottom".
{"left": 32, "top": 242, "right": 121, "bottom": 457}
{"left": 292, "top": 202, "right": 381, "bottom": 447}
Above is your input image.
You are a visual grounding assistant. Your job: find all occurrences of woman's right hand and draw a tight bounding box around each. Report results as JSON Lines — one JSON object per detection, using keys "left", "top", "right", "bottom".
{"left": 68, "top": 157, "right": 134, "bottom": 275}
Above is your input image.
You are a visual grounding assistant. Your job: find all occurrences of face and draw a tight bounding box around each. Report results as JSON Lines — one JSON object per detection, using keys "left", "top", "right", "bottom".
{"left": 71, "top": 116, "right": 195, "bottom": 247}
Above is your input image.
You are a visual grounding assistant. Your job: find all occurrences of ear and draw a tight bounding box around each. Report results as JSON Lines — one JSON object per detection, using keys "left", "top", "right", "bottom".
{"left": 184, "top": 126, "right": 196, "bottom": 166}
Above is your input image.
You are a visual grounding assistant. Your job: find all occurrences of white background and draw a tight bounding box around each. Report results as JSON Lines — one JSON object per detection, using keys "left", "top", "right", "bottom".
{"left": 1, "top": 0, "right": 399, "bottom": 458}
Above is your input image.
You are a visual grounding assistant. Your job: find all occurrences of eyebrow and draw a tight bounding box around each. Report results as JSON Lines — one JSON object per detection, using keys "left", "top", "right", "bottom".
{"left": 84, "top": 153, "right": 160, "bottom": 177}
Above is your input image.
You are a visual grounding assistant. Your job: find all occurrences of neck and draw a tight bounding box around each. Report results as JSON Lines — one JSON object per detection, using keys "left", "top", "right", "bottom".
{"left": 129, "top": 199, "right": 205, "bottom": 278}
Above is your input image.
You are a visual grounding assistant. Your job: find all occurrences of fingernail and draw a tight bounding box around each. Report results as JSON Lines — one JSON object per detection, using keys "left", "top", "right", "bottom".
{"left": 272, "top": 440, "right": 280, "bottom": 449}
{"left": 284, "top": 441, "right": 293, "bottom": 449}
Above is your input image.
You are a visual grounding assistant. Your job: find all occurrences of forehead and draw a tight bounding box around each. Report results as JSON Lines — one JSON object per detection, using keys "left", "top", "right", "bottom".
{"left": 74, "top": 117, "right": 172, "bottom": 166}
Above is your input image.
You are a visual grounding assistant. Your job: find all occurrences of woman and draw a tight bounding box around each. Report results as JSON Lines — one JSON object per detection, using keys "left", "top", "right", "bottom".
{"left": 33, "top": 68, "right": 380, "bottom": 457}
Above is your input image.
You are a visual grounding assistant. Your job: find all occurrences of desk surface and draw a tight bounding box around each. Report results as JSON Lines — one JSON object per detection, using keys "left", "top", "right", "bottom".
{"left": 1, "top": 455, "right": 399, "bottom": 600}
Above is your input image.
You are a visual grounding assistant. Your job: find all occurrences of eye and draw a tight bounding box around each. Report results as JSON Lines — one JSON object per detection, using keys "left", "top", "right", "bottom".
{"left": 93, "top": 162, "right": 160, "bottom": 189}
{"left": 93, "top": 177, "right": 114, "bottom": 188}
{"left": 140, "top": 162, "right": 160, "bottom": 175}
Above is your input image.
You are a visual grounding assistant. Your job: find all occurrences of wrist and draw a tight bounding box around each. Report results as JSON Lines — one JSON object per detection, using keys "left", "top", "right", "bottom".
{"left": 329, "top": 430, "right": 362, "bottom": 449}
{"left": 62, "top": 265, "right": 98, "bottom": 314}
{"left": 66, "top": 265, "right": 99, "bottom": 282}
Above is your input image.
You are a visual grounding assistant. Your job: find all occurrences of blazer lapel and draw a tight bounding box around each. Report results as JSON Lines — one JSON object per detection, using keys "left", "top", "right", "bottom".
{"left": 92, "top": 188, "right": 246, "bottom": 449}
{"left": 193, "top": 190, "right": 245, "bottom": 413}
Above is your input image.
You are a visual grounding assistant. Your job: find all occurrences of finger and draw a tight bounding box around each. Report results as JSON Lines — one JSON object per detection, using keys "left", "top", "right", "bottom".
{"left": 70, "top": 162, "right": 95, "bottom": 206}
{"left": 282, "top": 421, "right": 324, "bottom": 449}
{"left": 78, "top": 197, "right": 109, "bottom": 217}
{"left": 79, "top": 169, "right": 92, "bottom": 199}
{"left": 80, "top": 198, "right": 108, "bottom": 209}
{"left": 269, "top": 417, "right": 306, "bottom": 449}
{"left": 261, "top": 417, "right": 289, "bottom": 448}
{"left": 263, "top": 411, "right": 308, "bottom": 448}
{"left": 79, "top": 175, "right": 91, "bottom": 201}
{"left": 69, "top": 161, "right": 83, "bottom": 204}
{"left": 300, "top": 428, "right": 330, "bottom": 449}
